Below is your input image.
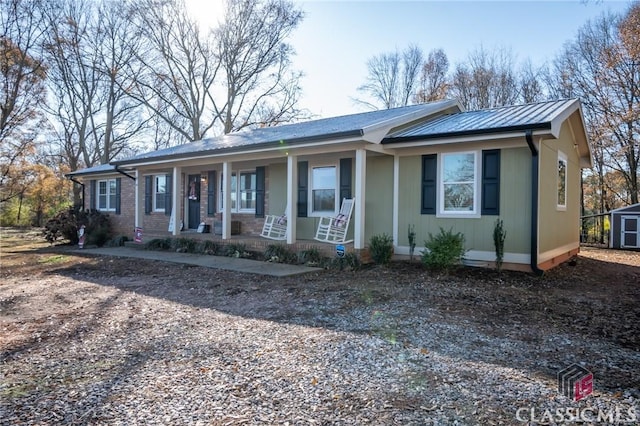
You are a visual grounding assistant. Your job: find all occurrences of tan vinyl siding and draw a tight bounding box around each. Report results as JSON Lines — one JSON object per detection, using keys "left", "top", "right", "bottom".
{"left": 365, "top": 155, "right": 394, "bottom": 241}
{"left": 397, "top": 146, "right": 531, "bottom": 255}
{"left": 538, "top": 122, "right": 581, "bottom": 256}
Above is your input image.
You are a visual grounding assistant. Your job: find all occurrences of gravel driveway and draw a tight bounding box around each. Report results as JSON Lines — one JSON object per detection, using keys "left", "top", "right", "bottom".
{"left": 1, "top": 233, "right": 639, "bottom": 425}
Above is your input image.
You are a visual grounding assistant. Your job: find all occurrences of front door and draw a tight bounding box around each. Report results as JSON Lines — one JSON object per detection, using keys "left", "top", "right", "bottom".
{"left": 187, "top": 174, "right": 201, "bottom": 229}
{"left": 621, "top": 216, "right": 640, "bottom": 248}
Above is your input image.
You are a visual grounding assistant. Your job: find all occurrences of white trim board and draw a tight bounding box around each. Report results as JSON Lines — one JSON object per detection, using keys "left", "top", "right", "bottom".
{"left": 394, "top": 246, "right": 531, "bottom": 265}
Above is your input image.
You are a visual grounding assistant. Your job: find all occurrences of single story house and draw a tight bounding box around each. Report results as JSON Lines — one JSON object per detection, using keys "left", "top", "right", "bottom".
{"left": 609, "top": 203, "right": 640, "bottom": 249}
{"left": 68, "top": 98, "right": 592, "bottom": 272}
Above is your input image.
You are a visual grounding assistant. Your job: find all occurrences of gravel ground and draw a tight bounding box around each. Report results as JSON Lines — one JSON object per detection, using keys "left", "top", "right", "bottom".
{"left": 1, "top": 230, "right": 639, "bottom": 425}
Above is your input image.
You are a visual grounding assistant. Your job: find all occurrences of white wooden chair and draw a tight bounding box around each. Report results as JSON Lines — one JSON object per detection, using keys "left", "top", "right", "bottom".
{"left": 260, "top": 210, "right": 287, "bottom": 240}
{"left": 314, "top": 198, "right": 354, "bottom": 244}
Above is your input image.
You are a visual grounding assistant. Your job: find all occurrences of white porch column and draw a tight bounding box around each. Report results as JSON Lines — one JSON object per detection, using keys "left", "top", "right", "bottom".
{"left": 392, "top": 155, "right": 399, "bottom": 248}
{"left": 222, "top": 161, "right": 232, "bottom": 240}
{"left": 354, "top": 149, "right": 367, "bottom": 249}
{"left": 286, "top": 154, "right": 298, "bottom": 245}
{"left": 134, "top": 170, "right": 140, "bottom": 228}
{"left": 172, "top": 166, "right": 180, "bottom": 236}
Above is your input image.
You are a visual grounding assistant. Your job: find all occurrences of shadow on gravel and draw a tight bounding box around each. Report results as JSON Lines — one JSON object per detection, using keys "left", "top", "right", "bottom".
{"left": 45, "top": 248, "right": 640, "bottom": 395}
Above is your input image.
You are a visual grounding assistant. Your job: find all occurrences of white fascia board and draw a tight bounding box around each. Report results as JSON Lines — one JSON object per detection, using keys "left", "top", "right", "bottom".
{"left": 549, "top": 99, "right": 580, "bottom": 138}
{"left": 361, "top": 99, "right": 463, "bottom": 144}
{"left": 385, "top": 129, "right": 552, "bottom": 150}
{"left": 550, "top": 101, "right": 593, "bottom": 169}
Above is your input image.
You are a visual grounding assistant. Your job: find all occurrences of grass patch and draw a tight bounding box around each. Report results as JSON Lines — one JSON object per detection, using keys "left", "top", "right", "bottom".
{"left": 37, "top": 254, "right": 70, "bottom": 264}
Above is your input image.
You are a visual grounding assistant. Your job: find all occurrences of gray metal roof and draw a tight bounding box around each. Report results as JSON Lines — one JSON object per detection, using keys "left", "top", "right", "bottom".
{"left": 383, "top": 99, "right": 579, "bottom": 142}
{"left": 113, "top": 100, "right": 458, "bottom": 165}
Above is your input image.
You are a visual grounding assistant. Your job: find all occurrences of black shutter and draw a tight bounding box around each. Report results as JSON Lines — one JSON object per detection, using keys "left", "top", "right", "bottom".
{"left": 207, "top": 170, "right": 217, "bottom": 216}
{"left": 89, "top": 180, "right": 96, "bottom": 210}
{"left": 339, "top": 158, "right": 352, "bottom": 200}
{"left": 165, "top": 174, "right": 172, "bottom": 216}
{"left": 421, "top": 154, "right": 437, "bottom": 214}
{"left": 144, "top": 175, "right": 152, "bottom": 214}
{"left": 297, "top": 161, "right": 308, "bottom": 217}
{"left": 482, "top": 149, "right": 501, "bottom": 215}
{"left": 115, "top": 178, "right": 121, "bottom": 215}
{"left": 255, "top": 166, "right": 265, "bottom": 218}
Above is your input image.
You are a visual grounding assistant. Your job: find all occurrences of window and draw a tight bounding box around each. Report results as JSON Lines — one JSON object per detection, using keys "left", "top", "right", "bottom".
{"left": 557, "top": 151, "right": 567, "bottom": 209}
{"left": 97, "top": 179, "right": 117, "bottom": 211}
{"left": 439, "top": 151, "right": 479, "bottom": 216}
{"left": 239, "top": 172, "right": 256, "bottom": 210}
{"left": 220, "top": 171, "right": 256, "bottom": 212}
{"left": 154, "top": 175, "right": 166, "bottom": 211}
{"left": 311, "top": 166, "right": 336, "bottom": 213}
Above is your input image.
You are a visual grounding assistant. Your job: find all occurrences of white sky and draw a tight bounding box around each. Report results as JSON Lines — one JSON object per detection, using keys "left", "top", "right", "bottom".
{"left": 186, "top": 0, "right": 633, "bottom": 119}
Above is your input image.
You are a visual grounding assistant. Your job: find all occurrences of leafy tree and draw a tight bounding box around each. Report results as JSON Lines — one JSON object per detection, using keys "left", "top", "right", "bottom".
{"left": 0, "top": 0, "right": 48, "bottom": 204}
{"left": 552, "top": 4, "right": 640, "bottom": 204}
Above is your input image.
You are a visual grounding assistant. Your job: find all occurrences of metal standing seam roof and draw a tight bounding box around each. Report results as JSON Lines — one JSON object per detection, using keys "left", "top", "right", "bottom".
{"left": 383, "top": 99, "right": 579, "bottom": 142}
{"left": 112, "top": 100, "right": 458, "bottom": 165}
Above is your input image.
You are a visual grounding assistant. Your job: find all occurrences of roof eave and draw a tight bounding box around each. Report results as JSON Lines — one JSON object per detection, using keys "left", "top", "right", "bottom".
{"left": 113, "top": 129, "right": 364, "bottom": 167}
{"left": 381, "top": 122, "right": 552, "bottom": 144}
{"left": 362, "top": 99, "right": 463, "bottom": 143}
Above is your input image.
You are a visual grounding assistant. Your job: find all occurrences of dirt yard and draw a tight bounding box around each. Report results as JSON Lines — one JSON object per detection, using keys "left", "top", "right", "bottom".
{"left": 1, "top": 228, "right": 639, "bottom": 425}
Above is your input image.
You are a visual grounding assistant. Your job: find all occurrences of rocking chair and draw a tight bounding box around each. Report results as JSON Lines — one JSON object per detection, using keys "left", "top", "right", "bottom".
{"left": 260, "top": 210, "right": 288, "bottom": 240}
{"left": 314, "top": 198, "right": 354, "bottom": 244}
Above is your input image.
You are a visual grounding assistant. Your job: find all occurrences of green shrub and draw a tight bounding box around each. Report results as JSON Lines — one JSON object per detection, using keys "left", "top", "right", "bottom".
{"left": 421, "top": 227, "right": 466, "bottom": 271}
{"left": 198, "top": 240, "right": 218, "bottom": 255}
{"left": 408, "top": 224, "right": 417, "bottom": 261}
{"left": 369, "top": 233, "right": 394, "bottom": 265}
{"left": 145, "top": 238, "right": 172, "bottom": 250}
{"left": 330, "top": 252, "right": 360, "bottom": 271}
{"left": 493, "top": 219, "right": 506, "bottom": 272}
{"left": 173, "top": 237, "right": 197, "bottom": 253}
{"left": 106, "top": 235, "right": 129, "bottom": 247}
{"left": 264, "top": 244, "right": 297, "bottom": 264}
{"left": 43, "top": 208, "right": 112, "bottom": 246}
{"left": 299, "top": 247, "right": 323, "bottom": 265}
{"left": 223, "top": 243, "right": 253, "bottom": 258}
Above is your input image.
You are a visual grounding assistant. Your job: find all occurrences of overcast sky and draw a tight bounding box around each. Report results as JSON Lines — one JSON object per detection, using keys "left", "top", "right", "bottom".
{"left": 186, "top": 0, "right": 633, "bottom": 118}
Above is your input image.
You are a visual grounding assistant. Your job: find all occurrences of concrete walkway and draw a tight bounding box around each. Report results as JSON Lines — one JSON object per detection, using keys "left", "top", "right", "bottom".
{"left": 72, "top": 247, "right": 322, "bottom": 277}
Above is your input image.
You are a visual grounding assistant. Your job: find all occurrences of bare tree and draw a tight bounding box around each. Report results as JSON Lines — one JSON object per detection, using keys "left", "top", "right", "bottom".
{"left": 0, "top": 0, "right": 48, "bottom": 203}
{"left": 215, "top": 0, "right": 306, "bottom": 133}
{"left": 450, "top": 46, "right": 519, "bottom": 110}
{"left": 414, "top": 48, "right": 449, "bottom": 103}
{"left": 356, "top": 44, "right": 424, "bottom": 110}
{"left": 128, "top": 0, "right": 218, "bottom": 143}
{"left": 552, "top": 4, "right": 640, "bottom": 204}
{"left": 44, "top": 0, "right": 105, "bottom": 169}
{"left": 518, "top": 59, "right": 546, "bottom": 104}
{"left": 92, "top": 0, "right": 148, "bottom": 163}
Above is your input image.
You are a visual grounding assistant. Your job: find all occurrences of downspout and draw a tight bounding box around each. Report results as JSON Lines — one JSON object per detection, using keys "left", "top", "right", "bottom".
{"left": 525, "top": 130, "right": 544, "bottom": 276}
{"left": 68, "top": 177, "right": 85, "bottom": 211}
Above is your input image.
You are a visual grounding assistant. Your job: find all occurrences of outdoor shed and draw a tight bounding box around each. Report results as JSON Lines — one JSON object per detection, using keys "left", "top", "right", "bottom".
{"left": 610, "top": 203, "right": 640, "bottom": 249}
